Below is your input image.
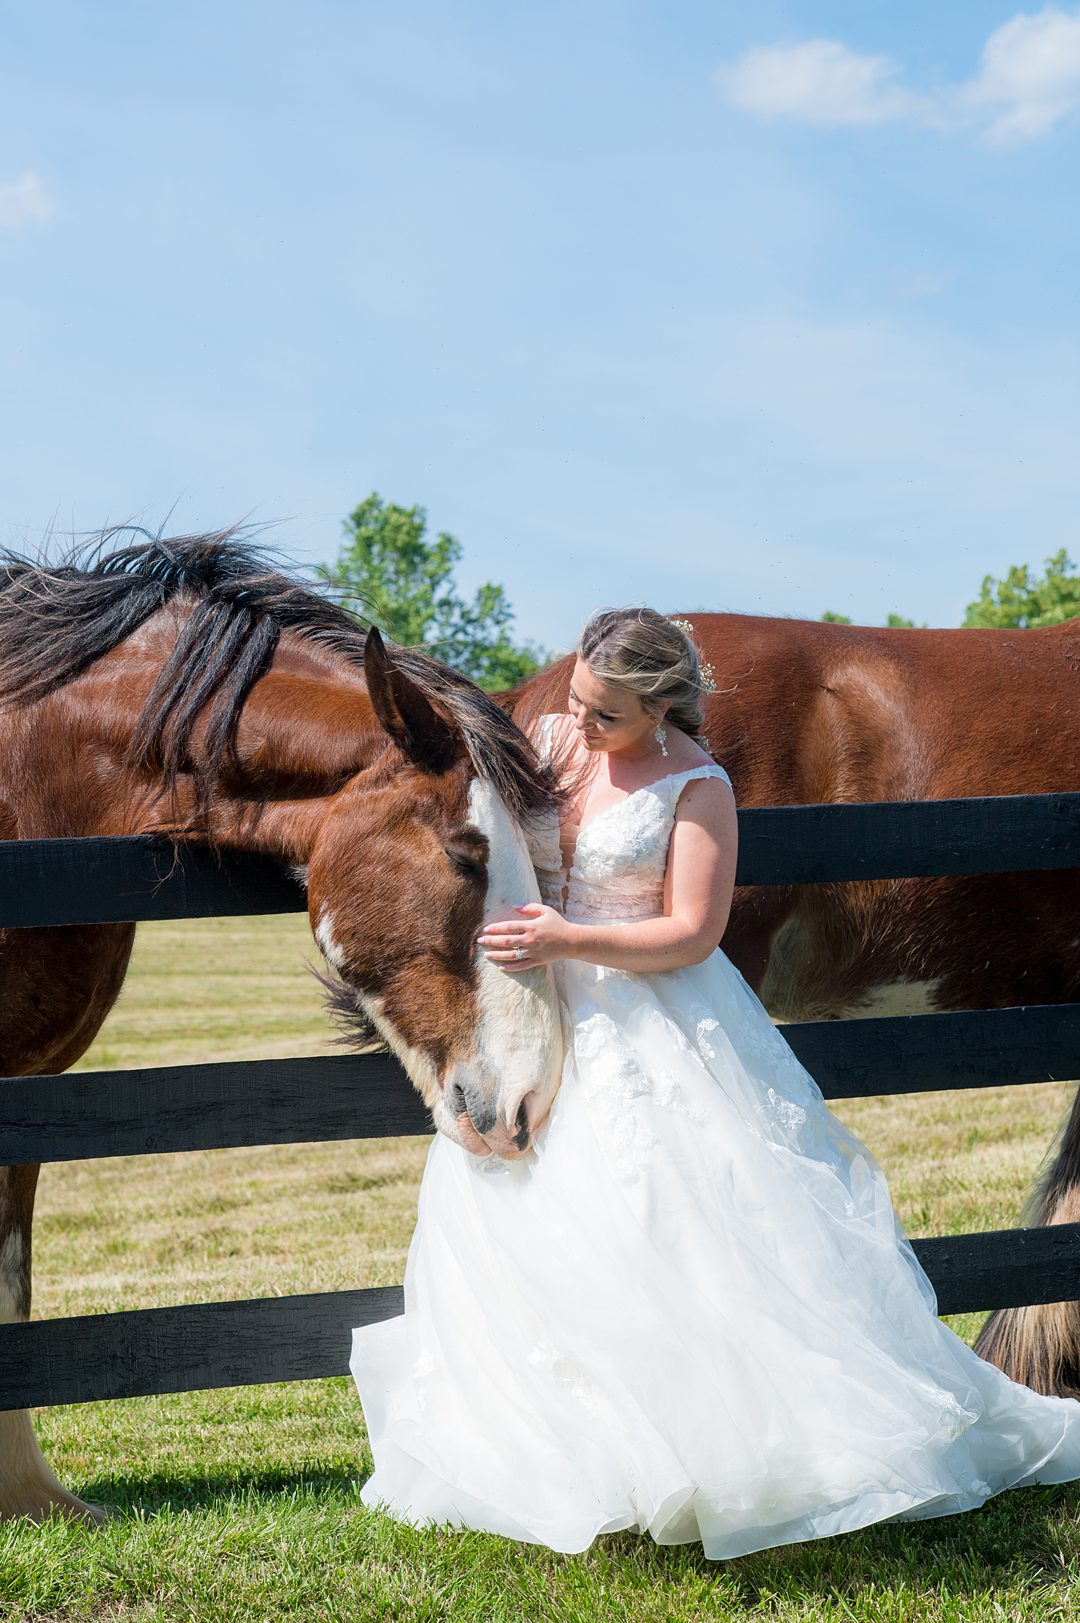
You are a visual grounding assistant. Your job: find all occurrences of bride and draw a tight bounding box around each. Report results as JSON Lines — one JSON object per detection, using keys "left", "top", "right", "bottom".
{"left": 350, "top": 606, "right": 1080, "bottom": 1561}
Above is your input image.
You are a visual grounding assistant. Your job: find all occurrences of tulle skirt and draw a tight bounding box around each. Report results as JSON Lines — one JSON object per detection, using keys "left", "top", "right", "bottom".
{"left": 350, "top": 946, "right": 1080, "bottom": 1560}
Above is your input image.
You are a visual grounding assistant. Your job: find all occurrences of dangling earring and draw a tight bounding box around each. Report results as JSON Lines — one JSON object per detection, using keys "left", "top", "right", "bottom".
{"left": 655, "top": 720, "right": 668, "bottom": 757}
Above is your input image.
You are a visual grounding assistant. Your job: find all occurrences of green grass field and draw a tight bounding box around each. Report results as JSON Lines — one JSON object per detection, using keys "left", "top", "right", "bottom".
{"left": 3, "top": 916, "right": 1080, "bottom": 1620}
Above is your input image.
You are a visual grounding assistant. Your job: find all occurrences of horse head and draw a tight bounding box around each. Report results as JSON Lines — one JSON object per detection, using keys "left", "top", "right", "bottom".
{"left": 306, "top": 627, "right": 565, "bottom": 1160}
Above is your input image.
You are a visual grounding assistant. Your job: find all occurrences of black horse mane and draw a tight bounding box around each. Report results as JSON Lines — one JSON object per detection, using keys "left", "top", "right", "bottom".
{"left": 0, "top": 526, "right": 560, "bottom": 821}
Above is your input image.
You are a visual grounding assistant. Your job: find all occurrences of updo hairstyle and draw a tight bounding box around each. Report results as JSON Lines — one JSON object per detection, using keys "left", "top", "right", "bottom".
{"left": 577, "top": 607, "right": 707, "bottom": 746}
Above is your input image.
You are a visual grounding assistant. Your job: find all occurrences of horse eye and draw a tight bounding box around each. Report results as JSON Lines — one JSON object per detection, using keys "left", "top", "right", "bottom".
{"left": 443, "top": 840, "right": 486, "bottom": 879}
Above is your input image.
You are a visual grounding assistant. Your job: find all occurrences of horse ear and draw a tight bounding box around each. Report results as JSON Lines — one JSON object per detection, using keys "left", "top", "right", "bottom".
{"left": 364, "top": 626, "right": 461, "bottom": 771}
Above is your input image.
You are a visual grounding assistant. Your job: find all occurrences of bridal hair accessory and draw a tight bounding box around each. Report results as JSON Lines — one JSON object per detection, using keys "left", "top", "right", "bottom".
{"left": 654, "top": 721, "right": 669, "bottom": 758}
{"left": 670, "top": 617, "right": 718, "bottom": 696}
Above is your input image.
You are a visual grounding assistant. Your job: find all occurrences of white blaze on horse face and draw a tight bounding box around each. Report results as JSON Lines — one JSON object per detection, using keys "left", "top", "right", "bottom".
{"left": 357, "top": 989, "right": 441, "bottom": 1108}
{"left": 449, "top": 778, "right": 564, "bottom": 1153}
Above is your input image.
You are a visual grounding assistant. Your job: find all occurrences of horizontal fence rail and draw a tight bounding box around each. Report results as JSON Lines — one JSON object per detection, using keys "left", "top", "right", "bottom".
{"left": 5, "top": 1002, "right": 1080, "bottom": 1168}
{"left": 3, "top": 790, "right": 1080, "bottom": 1415}
{"left": 4, "top": 1223, "right": 1080, "bottom": 1411}
{"left": 3, "top": 790, "right": 1080, "bottom": 928}
{"left": 0, "top": 836, "right": 304, "bottom": 928}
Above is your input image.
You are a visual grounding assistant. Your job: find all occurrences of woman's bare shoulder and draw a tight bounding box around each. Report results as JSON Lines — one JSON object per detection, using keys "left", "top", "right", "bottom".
{"left": 673, "top": 771, "right": 737, "bottom": 829}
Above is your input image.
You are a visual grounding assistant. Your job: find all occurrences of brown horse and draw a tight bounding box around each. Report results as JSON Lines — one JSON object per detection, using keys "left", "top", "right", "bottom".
{"left": 0, "top": 531, "right": 565, "bottom": 1523}
{"left": 508, "top": 612, "right": 1080, "bottom": 1400}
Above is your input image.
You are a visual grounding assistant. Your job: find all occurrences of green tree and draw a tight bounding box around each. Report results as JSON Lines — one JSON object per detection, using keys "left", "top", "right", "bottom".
{"left": 963, "top": 548, "right": 1080, "bottom": 628}
{"left": 322, "top": 492, "right": 548, "bottom": 691}
{"left": 819, "top": 610, "right": 924, "bottom": 627}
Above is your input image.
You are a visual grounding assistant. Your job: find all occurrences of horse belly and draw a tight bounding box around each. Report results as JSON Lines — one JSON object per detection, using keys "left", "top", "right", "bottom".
{"left": 757, "top": 912, "right": 945, "bottom": 1023}
{"left": 0, "top": 923, "right": 135, "bottom": 1077}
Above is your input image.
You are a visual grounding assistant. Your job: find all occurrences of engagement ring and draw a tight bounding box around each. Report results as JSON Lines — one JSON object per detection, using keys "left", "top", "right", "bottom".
{"left": 515, "top": 946, "right": 524, "bottom": 960}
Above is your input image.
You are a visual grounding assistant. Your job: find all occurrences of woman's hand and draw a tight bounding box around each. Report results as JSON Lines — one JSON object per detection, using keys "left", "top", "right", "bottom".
{"left": 476, "top": 903, "right": 578, "bottom": 971}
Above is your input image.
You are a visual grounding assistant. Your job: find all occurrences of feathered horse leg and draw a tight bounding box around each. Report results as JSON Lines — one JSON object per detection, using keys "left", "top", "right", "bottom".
{"left": 0, "top": 1164, "right": 107, "bottom": 1523}
{"left": 974, "top": 1085, "right": 1080, "bottom": 1398}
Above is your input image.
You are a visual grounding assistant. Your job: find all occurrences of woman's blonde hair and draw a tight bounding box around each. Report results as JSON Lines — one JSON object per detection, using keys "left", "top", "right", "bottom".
{"left": 577, "top": 607, "right": 708, "bottom": 745}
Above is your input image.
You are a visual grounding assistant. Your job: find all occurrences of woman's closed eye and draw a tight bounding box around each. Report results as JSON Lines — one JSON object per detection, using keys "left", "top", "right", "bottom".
{"left": 569, "top": 688, "right": 618, "bottom": 722}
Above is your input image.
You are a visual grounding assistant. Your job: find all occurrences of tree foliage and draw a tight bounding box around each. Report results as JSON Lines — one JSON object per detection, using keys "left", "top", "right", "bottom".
{"left": 820, "top": 609, "right": 923, "bottom": 627}
{"left": 963, "top": 548, "right": 1080, "bottom": 629}
{"left": 322, "top": 493, "right": 549, "bottom": 691}
{"left": 821, "top": 550, "right": 1080, "bottom": 630}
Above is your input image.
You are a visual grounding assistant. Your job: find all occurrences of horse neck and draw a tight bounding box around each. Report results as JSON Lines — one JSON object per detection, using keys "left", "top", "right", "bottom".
{"left": 4, "top": 627, "right": 383, "bottom": 861}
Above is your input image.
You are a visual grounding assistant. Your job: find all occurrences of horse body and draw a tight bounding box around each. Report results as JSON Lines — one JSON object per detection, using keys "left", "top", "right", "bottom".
{"left": 0, "top": 538, "right": 564, "bottom": 1521}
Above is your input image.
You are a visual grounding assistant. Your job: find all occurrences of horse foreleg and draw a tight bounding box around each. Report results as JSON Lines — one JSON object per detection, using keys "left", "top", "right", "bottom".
{"left": 0, "top": 1164, "right": 108, "bottom": 1523}
{"left": 973, "top": 1084, "right": 1080, "bottom": 1399}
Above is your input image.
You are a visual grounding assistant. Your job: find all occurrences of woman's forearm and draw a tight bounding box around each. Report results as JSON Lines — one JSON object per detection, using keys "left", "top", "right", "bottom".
{"left": 563, "top": 915, "right": 717, "bottom": 974}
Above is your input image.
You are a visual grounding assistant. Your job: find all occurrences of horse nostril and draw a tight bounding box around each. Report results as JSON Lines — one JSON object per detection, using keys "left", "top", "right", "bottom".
{"left": 448, "top": 1079, "right": 497, "bottom": 1137}
{"left": 446, "top": 1075, "right": 502, "bottom": 1140}
{"left": 514, "top": 1097, "right": 530, "bottom": 1150}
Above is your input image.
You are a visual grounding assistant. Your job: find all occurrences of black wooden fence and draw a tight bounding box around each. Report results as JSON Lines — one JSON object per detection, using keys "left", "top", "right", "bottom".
{"left": 3, "top": 789, "right": 1080, "bottom": 1412}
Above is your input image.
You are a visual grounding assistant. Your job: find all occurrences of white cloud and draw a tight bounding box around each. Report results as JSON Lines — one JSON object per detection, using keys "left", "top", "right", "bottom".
{"left": 715, "top": 5, "right": 1080, "bottom": 144}
{"left": 716, "top": 39, "right": 924, "bottom": 127}
{"left": 0, "top": 171, "right": 53, "bottom": 228}
{"left": 965, "top": 6, "right": 1080, "bottom": 142}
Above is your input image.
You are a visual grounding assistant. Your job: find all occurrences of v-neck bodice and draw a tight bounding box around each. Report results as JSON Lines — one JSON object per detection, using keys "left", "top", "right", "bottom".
{"left": 525, "top": 714, "right": 733, "bottom": 923}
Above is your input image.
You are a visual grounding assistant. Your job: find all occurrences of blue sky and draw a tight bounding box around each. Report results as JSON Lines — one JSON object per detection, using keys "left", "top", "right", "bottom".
{"left": 2, "top": 2, "right": 1078, "bottom": 653}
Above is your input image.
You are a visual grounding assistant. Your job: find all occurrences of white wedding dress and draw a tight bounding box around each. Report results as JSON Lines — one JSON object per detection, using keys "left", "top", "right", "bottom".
{"left": 350, "top": 719, "right": 1080, "bottom": 1560}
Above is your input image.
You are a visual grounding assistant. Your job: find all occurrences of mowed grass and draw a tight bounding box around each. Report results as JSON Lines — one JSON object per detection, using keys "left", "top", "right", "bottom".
{"left": 3, "top": 916, "right": 1080, "bottom": 1619}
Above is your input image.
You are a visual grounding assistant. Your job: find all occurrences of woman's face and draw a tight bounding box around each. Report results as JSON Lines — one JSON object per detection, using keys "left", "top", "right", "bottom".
{"left": 567, "top": 658, "right": 659, "bottom": 754}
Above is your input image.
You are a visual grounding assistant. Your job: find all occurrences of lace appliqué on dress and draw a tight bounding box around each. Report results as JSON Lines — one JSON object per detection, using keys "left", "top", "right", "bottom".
{"left": 653, "top": 1067, "right": 708, "bottom": 1126}
{"left": 526, "top": 1339, "right": 596, "bottom": 1409}
{"left": 411, "top": 1344, "right": 437, "bottom": 1411}
{"left": 575, "top": 1013, "right": 659, "bottom": 1179}
{"left": 765, "top": 1087, "right": 809, "bottom": 1134}
{"left": 695, "top": 1016, "right": 720, "bottom": 1062}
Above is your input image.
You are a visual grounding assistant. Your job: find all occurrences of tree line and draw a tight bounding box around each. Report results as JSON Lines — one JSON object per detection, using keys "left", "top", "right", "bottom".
{"left": 322, "top": 491, "right": 1080, "bottom": 691}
